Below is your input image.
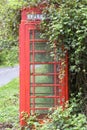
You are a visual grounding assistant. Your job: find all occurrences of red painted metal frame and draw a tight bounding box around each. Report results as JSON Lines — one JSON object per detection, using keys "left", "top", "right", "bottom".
{"left": 19, "top": 7, "right": 68, "bottom": 126}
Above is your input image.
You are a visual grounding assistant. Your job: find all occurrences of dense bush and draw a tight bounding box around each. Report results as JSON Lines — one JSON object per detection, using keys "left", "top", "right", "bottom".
{"left": 40, "top": 0, "right": 87, "bottom": 115}
{"left": 40, "top": 93, "right": 87, "bottom": 130}
{"left": 23, "top": 93, "right": 87, "bottom": 130}
{"left": 40, "top": 106, "right": 87, "bottom": 130}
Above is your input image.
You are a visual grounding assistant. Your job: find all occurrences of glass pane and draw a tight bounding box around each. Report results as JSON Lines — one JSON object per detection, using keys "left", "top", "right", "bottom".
{"left": 30, "top": 53, "right": 53, "bottom": 62}
{"left": 30, "top": 43, "right": 33, "bottom": 50}
{"left": 30, "top": 54, "right": 33, "bottom": 62}
{"left": 35, "top": 53, "right": 53, "bottom": 62}
{"left": 31, "top": 86, "right": 54, "bottom": 96}
{"left": 31, "top": 103, "right": 54, "bottom": 108}
{"left": 30, "top": 76, "right": 33, "bottom": 83}
{"left": 35, "top": 30, "right": 42, "bottom": 39}
{"left": 35, "top": 43, "right": 47, "bottom": 50}
{"left": 30, "top": 42, "right": 47, "bottom": 51}
{"left": 35, "top": 64, "right": 54, "bottom": 73}
{"left": 30, "top": 65, "right": 54, "bottom": 73}
{"left": 30, "top": 109, "right": 49, "bottom": 114}
{"left": 30, "top": 75, "right": 54, "bottom": 83}
{"left": 35, "top": 75, "right": 54, "bottom": 83}
{"left": 30, "top": 30, "right": 33, "bottom": 39}
{"left": 35, "top": 53, "right": 52, "bottom": 62}
{"left": 31, "top": 98, "right": 54, "bottom": 106}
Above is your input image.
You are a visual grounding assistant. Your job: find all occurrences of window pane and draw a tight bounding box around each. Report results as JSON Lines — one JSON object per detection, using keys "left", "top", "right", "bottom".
{"left": 30, "top": 53, "right": 53, "bottom": 62}
{"left": 35, "top": 64, "right": 54, "bottom": 73}
{"left": 35, "top": 30, "right": 42, "bottom": 39}
{"left": 30, "top": 43, "right": 33, "bottom": 50}
{"left": 30, "top": 30, "right": 33, "bottom": 39}
{"left": 31, "top": 98, "right": 54, "bottom": 106}
{"left": 30, "top": 75, "right": 54, "bottom": 83}
{"left": 35, "top": 43, "right": 47, "bottom": 50}
{"left": 30, "top": 42, "right": 47, "bottom": 51}
{"left": 31, "top": 86, "right": 54, "bottom": 96}
{"left": 35, "top": 53, "right": 53, "bottom": 62}
{"left": 30, "top": 64, "right": 54, "bottom": 74}
{"left": 35, "top": 75, "right": 54, "bottom": 83}
{"left": 31, "top": 110, "right": 48, "bottom": 114}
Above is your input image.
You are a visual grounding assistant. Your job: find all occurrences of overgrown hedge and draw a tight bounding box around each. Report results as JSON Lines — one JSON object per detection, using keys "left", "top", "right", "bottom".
{"left": 23, "top": 93, "right": 87, "bottom": 130}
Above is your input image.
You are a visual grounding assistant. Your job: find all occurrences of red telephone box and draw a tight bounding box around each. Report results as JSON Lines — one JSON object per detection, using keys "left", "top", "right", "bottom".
{"left": 19, "top": 6, "right": 68, "bottom": 126}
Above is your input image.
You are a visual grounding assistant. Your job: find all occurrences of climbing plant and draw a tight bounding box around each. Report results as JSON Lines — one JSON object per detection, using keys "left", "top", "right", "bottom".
{"left": 40, "top": 0, "right": 87, "bottom": 115}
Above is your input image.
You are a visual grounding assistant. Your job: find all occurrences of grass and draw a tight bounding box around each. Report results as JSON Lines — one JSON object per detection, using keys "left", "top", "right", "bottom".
{"left": 0, "top": 63, "right": 18, "bottom": 68}
{"left": 0, "top": 78, "right": 20, "bottom": 129}
{"left": 0, "top": 65, "right": 10, "bottom": 68}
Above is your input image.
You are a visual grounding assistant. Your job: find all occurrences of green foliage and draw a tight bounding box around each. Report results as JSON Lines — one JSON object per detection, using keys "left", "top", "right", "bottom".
{"left": 0, "top": 0, "right": 29, "bottom": 65}
{"left": 40, "top": 107, "right": 87, "bottom": 130}
{"left": 40, "top": 0, "right": 87, "bottom": 113}
{"left": 22, "top": 93, "right": 87, "bottom": 130}
{"left": 41, "top": 0, "right": 87, "bottom": 72}
{"left": 39, "top": 94, "right": 87, "bottom": 130}
{"left": 0, "top": 78, "right": 20, "bottom": 129}
{"left": 21, "top": 112, "right": 39, "bottom": 130}
{"left": 0, "top": 0, "right": 22, "bottom": 65}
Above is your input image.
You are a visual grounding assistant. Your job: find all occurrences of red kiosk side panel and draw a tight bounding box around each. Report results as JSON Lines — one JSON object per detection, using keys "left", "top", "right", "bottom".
{"left": 19, "top": 22, "right": 31, "bottom": 125}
